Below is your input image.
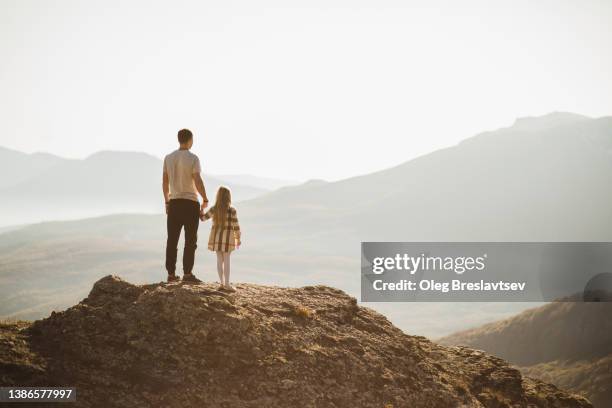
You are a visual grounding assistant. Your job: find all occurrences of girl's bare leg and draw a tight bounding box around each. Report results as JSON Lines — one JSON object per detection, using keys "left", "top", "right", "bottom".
{"left": 223, "top": 252, "right": 231, "bottom": 286}
{"left": 216, "top": 251, "right": 224, "bottom": 284}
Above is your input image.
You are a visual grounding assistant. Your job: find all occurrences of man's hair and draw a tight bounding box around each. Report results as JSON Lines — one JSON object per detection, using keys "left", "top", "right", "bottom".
{"left": 177, "top": 129, "right": 193, "bottom": 144}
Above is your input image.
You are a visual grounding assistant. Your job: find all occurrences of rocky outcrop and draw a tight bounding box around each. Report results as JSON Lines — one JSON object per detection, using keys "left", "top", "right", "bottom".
{"left": 1, "top": 276, "right": 592, "bottom": 407}
{"left": 439, "top": 301, "right": 612, "bottom": 407}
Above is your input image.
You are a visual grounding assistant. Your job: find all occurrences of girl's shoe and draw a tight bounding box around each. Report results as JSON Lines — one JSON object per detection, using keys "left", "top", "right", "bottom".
{"left": 223, "top": 284, "right": 237, "bottom": 292}
{"left": 217, "top": 285, "right": 225, "bottom": 291}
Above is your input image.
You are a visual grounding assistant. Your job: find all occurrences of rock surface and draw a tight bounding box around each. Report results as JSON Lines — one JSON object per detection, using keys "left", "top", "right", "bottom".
{"left": 1, "top": 276, "right": 593, "bottom": 407}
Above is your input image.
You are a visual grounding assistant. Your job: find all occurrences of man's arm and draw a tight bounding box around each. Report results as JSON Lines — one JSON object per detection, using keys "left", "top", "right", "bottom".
{"left": 162, "top": 171, "right": 170, "bottom": 214}
{"left": 193, "top": 173, "right": 209, "bottom": 210}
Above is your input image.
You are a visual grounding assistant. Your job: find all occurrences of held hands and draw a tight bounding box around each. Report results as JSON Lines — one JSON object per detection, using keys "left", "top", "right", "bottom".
{"left": 199, "top": 200, "right": 208, "bottom": 221}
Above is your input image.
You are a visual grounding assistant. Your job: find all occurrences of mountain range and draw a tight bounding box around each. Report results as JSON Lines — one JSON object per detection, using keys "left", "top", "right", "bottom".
{"left": 1, "top": 112, "right": 611, "bottom": 339}
{"left": 241, "top": 111, "right": 612, "bottom": 243}
{"left": 0, "top": 147, "right": 296, "bottom": 227}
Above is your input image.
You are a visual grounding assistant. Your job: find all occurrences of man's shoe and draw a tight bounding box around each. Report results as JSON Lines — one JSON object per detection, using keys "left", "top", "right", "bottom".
{"left": 167, "top": 274, "right": 180, "bottom": 283}
{"left": 182, "top": 273, "right": 202, "bottom": 284}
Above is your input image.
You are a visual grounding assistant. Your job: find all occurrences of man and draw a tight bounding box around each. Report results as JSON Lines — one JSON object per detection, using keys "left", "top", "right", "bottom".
{"left": 163, "top": 129, "right": 209, "bottom": 283}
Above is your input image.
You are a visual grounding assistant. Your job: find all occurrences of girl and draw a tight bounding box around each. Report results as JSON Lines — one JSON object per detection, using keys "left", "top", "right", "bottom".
{"left": 200, "top": 186, "right": 241, "bottom": 291}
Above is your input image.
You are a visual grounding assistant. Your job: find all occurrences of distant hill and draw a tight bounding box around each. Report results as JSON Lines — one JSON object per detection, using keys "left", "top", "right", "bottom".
{"left": 510, "top": 112, "right": 590, "bottom": 132}
{"left": 211, "top": 174, "right": 300, "bottom": 190}
{"left": 0, "top": 147, "right": 65, "bottom": 189}
{"left": 0, "top": 149, "right": 283, "bottom": 226}
{"left": 0, "top": 275, "right": 592, "bottom": 407}
{"left": 438, "top": 300, "right": 612, "bottom": 407}
{"left": 242, "top": 111, "right": 612, "bottom": 243}
{"left": 2, "top": 112, "right": 612, "bottom": 338}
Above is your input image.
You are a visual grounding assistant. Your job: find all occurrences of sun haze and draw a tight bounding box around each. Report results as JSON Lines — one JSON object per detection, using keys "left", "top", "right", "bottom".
{"left": 1, "top": 0, "right": 611, "bottom": 180}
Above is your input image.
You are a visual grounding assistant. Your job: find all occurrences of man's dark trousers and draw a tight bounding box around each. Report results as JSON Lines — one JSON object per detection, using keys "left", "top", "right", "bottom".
{"left": 166, "top": 199, "right": 200, "bottom": 275}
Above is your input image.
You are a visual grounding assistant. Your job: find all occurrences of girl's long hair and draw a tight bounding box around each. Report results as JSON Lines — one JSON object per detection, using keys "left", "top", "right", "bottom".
{"left": 213, "top": 186, "right": 232, "bottom": 227}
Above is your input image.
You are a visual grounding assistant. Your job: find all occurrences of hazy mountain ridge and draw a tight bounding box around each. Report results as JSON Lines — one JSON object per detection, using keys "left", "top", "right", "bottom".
{"left": 242, "top": 113, "right": 612, "bottom": 243}
{"left": 0, "top": 149, "right": 294, "bottom": 226}
{"left": 0, "top": 149, "right": 266, "bottom": 195}
{"left": 0, "top": 275, "right": 593, "bottom": 407}
{"left": 0, "top": 146, "right": 66, "bottom": 189}
{"left": 438, "top": 300, "right": 612, "bottom": 407}
{"left": 510, "top": 112, "right": 590, "bottom": 132}
{"left": 211, "top": 174, "right": 300, "bottom": 190}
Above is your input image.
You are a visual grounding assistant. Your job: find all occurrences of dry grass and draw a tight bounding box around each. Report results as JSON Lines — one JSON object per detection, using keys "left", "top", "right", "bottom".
{"left": 0, "top": 317, "right": 29, "bottom": 328}
{"left": 293, "top": 305, "right": 314, "bottom": 319}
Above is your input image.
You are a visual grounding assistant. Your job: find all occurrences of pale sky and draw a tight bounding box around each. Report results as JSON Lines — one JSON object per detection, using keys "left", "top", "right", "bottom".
{"left": 1, "top": 0, "right": 611, "bottom": 181}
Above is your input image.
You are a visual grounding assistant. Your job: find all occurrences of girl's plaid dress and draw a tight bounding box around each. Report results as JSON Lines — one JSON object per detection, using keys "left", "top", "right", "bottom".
{"left": 201, "top": 206, "right": 241, "bottom": 252}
